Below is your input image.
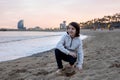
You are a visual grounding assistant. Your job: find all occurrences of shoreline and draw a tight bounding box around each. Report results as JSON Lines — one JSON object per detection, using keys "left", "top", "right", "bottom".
{"left": 0, "top": 29, "right": 120, "bottom": 80}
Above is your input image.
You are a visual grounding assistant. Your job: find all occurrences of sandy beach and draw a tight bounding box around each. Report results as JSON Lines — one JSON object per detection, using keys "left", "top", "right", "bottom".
{"left": 0, "top": 29, "right": 120, "bottom": 80}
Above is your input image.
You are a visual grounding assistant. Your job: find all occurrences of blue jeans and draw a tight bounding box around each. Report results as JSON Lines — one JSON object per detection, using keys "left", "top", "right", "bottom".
{"left": 55, "top": 49, "right": 77, "bottom": 69}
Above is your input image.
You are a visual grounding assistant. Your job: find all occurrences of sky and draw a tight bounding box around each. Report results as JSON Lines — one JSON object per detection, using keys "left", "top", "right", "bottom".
{"left": 0, "top": 0, "right": 120, "bottom": 29}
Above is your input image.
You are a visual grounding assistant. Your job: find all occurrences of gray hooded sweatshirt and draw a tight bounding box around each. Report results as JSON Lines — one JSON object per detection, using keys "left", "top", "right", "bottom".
{"left": 56, "top": 33, "right": 84, "bottom": 68}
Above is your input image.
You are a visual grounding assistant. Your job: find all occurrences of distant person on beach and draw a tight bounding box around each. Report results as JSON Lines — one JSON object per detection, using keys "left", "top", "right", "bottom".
{"left": 55, "top": 22, "right": 84, "bottom": 74}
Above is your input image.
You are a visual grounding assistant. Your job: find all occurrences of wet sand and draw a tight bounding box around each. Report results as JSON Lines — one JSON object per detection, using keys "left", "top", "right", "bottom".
{"left": 0, "top": 29, "right": 120, "bottom": 80}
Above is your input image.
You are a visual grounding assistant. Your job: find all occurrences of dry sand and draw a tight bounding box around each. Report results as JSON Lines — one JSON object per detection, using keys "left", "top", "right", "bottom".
{"left": 0, "top": 29, "right": 120, "bottom": 80}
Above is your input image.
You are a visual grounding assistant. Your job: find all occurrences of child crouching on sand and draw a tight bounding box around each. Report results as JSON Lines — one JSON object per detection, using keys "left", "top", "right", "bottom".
{"left": 55, "top": 22, "right": 84, "bottom": 74}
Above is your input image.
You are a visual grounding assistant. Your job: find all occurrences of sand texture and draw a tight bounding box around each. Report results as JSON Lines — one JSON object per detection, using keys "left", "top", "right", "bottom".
{"left": 0, "top": 29, "right": 120, "bottom": 80}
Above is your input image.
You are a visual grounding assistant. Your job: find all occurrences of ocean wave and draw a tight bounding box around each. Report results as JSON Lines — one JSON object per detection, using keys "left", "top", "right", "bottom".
{"left": 0, "top": 34, "right": 61, "bottom": 44}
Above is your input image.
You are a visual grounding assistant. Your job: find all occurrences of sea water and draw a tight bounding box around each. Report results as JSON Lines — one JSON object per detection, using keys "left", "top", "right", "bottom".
{"left": 0, "top": 31, "right": 87, "bottom": 62}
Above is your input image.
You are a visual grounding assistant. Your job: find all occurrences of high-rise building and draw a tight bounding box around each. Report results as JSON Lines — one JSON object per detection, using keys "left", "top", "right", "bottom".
{"left": 17, "top": 20, "right": 26, "bottom": 30}
{"left": 60, "top": 21, "right": 66, "bottom": 29}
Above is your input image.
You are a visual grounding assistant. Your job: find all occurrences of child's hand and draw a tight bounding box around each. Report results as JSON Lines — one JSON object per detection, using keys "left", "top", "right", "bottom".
{"left": 76, "top": 65, "right": 83, "bottom": 73}
{"left": 68, "top": 52, "right": 77, "bottom": 58}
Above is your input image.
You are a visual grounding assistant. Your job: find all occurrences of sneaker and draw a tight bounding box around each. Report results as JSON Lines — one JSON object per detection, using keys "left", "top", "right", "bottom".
{"left": 55, "top": 69, "right": 63, "bottom": 75}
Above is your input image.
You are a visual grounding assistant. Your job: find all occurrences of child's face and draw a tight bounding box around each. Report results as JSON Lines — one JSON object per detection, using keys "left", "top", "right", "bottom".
{"left": 67, "top": 25, "right": 76, "bottom": 38}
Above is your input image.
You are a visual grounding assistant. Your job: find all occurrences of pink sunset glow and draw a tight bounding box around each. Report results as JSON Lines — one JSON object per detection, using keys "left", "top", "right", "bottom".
{"left": 0, "top": 0, "right": 120, "bottom": 29}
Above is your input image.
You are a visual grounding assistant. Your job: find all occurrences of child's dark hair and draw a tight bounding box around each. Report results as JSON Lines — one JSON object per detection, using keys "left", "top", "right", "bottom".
{"left": 68, "top": 22, "right": 80, "bottom": 37}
